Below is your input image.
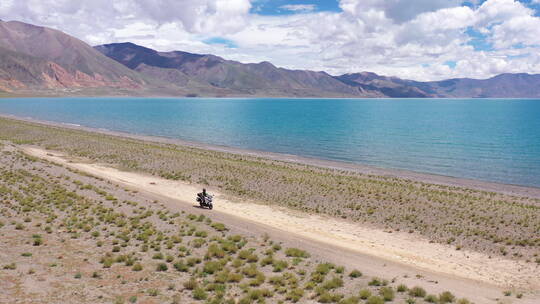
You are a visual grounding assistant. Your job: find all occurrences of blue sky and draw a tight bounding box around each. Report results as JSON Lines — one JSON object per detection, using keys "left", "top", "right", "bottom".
{"left": 203, "top": 37, "right": 238, "bottom": 49}
{"left": 465, "top": 27, "right": 494, "bottom": 51}
{"left": 3, "top": 0, "right": 540, "bottom": 81}
{"left": 247, "top": 0, "right": 539, "bottom": 55}
{"left": 251, "top": 0, "right": 342, "bottom": 15}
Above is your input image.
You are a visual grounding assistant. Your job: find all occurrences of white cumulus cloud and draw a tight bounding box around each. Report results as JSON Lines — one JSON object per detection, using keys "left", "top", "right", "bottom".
{"left": 279, "top": 4, "right": 316, "bottom": 13}
{"left": 2, "top": 0, "right": 540, "bottom": 81}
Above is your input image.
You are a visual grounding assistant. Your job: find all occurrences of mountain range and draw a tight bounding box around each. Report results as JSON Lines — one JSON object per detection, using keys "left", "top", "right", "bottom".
{"left": 1, "top": 20, "right": 540, "bottom": 98}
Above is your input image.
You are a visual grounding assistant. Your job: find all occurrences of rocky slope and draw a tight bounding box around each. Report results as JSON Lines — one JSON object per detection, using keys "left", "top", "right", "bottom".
{"left": 0, "top": 20, "right": 148, "bottom": 93}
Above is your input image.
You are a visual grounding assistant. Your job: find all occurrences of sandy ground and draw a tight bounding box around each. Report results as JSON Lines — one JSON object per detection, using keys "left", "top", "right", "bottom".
{"left": 22, "top": 146, "right": 540, "bottom": 304}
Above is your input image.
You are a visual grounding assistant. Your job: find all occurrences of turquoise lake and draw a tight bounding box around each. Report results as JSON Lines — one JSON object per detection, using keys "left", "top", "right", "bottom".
{"left": 0, "top": 97, "right": 539, "bottom": 187}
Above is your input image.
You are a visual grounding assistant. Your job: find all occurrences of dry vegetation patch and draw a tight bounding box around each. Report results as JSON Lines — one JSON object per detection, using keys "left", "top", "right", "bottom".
{"left": 0, "top": 117, "right": 539, "bottom": 264}
{"left": 0, "top": 142, "right": 483, "bottom": 303}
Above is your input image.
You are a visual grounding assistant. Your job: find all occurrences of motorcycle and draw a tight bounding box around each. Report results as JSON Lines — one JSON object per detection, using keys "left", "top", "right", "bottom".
{"left": 196, "top": 192, "right": 213, "bottom": 210}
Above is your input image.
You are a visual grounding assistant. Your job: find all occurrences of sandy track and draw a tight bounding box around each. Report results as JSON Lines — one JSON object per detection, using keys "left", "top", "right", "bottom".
{"left": 22, "top": 146, "right": 540, "bottom": 303}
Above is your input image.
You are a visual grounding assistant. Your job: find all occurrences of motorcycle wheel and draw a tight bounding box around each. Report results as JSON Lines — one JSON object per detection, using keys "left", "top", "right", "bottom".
{"left": 208, "top": 204, "right": 213, "bottom": 210}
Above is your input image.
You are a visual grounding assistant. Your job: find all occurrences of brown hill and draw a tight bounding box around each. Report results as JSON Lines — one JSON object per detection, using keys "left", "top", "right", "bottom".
{"left": 95, "top": 42, "right": 381, "bottom": 97}
{"left": 337, "top": 72, "right": 540, "bottom": 98}
{"left": 0, "top": 20, "right": 146, "bottom": 93}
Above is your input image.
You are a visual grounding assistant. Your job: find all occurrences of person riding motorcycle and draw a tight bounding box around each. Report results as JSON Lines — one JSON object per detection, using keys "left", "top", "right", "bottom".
{"left": 198, "top": 188, "right": 208, "bottom": 204}
{"left": 196, "top": 188, "right": 213, "bottom": 209}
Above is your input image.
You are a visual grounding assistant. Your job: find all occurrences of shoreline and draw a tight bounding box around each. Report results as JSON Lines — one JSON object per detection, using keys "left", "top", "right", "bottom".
{"left": 19, "top": 144, "right": 540, "bottom": 302}
{"left": 3, "top": 112, "right": 540, "bottom": 302}
{"left": 3, "top": 94, "right": 540, "bottom": 100}
{"left": 1, "top": 112, "right": 539, "bottom": 199}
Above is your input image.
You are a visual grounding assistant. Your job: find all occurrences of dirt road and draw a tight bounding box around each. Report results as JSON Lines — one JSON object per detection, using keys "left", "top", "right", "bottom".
{"left": 22, "top": 146, "right": 540, "bottom": 304}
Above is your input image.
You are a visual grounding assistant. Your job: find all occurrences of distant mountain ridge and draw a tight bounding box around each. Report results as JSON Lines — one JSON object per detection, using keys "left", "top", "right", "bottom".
{"left": 95, "top": 42, "right": 381, "bottom": 97}
{"left": 337, "top": 72, "right": 540, "bottom": 98}
{"left": 2, "top": 20, "right": 540, "bottom": 98}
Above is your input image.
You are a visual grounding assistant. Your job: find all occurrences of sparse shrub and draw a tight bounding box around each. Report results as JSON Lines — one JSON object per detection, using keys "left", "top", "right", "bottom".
{"left": 156, "top": 263, "right": 168, "bottom": 271}
{"left": 272, "top": 260, "right": 288, "bottom": 272}
{"left": 207, "top": 243, "right": 226, "bottom": 258}
{"left": 211, "top": 222, "right": 227, "bottom": 231}
{"left": 318, "top": 292, "right": 343, "bottom": 303}
{"left": 285, "top": 248, "right": 310, "bottom": 258}
{"left": 269, "top": 275, "right": 286, "bottom": 287}
{"left": 124, "top": 258, "right": 134, "bottom": 266}
{"left": 397, "top": 284, "right": 408, "bottom": 292}
{"left": 322, "top": 277, "right": 343, "bottom": 290}
{"left": 238, "top": 249, "right": 256, "bottom": 260}
{"left": 286, "top": 288, "right": 304, "bottom": 302}
{"left": 227, "top": 272, "right": 243, "bottom": 282}
{"left": 260, "top": 256, "right": 273, "bottom": 267}
{"left": 339, "top": 296, "right": 360, "bottom": 304}
{"left": 379, "top": 287, "right": 395, "bottom": 301}
{"left": 203, "top": 261, "right": 223, "bottom": 274}
{"left": 242, "top": 264, "right": 260, "bottom": 278}
{"left": 315, "top": 263, "right": 334, "bottom": 275}
{"left": 195, "top": 230, "right": 208, "bottom": 238}
{"left": 102, "top": 257, "right": 114, "bottom": 268}
{"left": 33, "top": 238, "right": 43, "bottom": 246}
{"left": 359, "top": 289, "right": 371, "bottom": 299}
{"left": 3, "top": 263, "right": 16, "bottom": 270}
{"left": 193, "top": 287, "right": 207, "bottom": 300}
{"left": 246, "top": 289, "right": 272, "bottom": 301}
{"left": 439, "top": 291, "right": 455, "bottom": 303}
{"left": 349, "top": 270, "right": 362, "bottom": 278}
{"left": 132, "top": 263, "right": 143, "bottom": 271}
{"left": 366, "top": 296, "right": 385, "bottom": 304}
{"left": 186, "top": 257, "right": 201, "bottom": 266}
{"left": 249, "top": 273, "right": 266, "bottom": 287}
{"left": 409, "top": 286, "right": 426, "bottom": 298}
{"left": 184, "top": 278, "right": 198, "bottom": 290}
{"left": 228, "top": 235, "right": 242, "bottom": 243}
{"left": 425, "top": 294, "right": 438, "bottom": 303}
{"left": 191, "top": 238, "right": 205, "bottom": 248}
{"left": 173, "top": 261, "right": 189, "bottom": 272}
